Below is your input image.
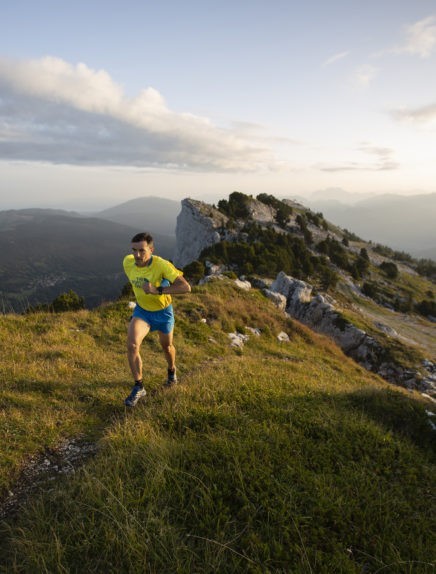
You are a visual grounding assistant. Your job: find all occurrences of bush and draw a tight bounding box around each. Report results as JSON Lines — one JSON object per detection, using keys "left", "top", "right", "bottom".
{"left": 352, "top": 254, "right": 370, "bottom": 278}
{"left": 415, "top": 299, "right": 436, "bottom": 318}
{"left": 275, "top": 204, "right": 292, "bottom": 227}
{"left": 416, "top": 259, "right": 436, "bottom": 281}
{"left": 318, "top": 265, "right": 339, "bottom": 290}
{"left": 296, "top": 214, "right": 307, "bottom": 231}
{"left": 51, "top": 290, "right": 85, "bottom": 312}
{"left": 316, "top": 237, "right": 349, "bottom": 271}
{"left": 306, "top": 210, "right": 325, "bottom": 228}
{"left": 362, "top": 281, "right": 378, "bottom": 299}
{"left": 379, "top": 261, "right": 399, "bottom": 279}
{"left": 183, "top": 260, "right": 206, "bottom": 284}
{"left": 217, "top": 191, "right": 251, "bottom": 219}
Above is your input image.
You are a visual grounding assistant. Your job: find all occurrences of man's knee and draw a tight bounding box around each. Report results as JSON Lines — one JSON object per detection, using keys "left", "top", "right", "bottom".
{"left": 127, "top": 339, "right": 141, "bottom": 355}
{"left": 160, "top": 342, "right": 174, "bottom": 354}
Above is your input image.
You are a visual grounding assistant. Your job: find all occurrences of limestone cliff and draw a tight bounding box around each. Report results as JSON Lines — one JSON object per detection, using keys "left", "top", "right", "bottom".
{"left": 269, "top": 272, "right": 435, "bottom": 395}
{"left": 173, "top": 199, "right": 229, "bottom": 268}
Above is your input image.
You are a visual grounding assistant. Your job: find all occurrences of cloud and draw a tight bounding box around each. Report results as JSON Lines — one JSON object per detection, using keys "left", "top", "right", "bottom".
{"left": 318, "top": 143, "right": 398, "bottom": 172}
{"left": 394, "top": 15, "right": 436, "bottom": 58}
{"left": 391, "top": 102, "right": 436, "bottom": 126}
{"left": 0, "top": 56, "right": 279, "bottom": 172}
{"left": 351, "top": 64, "right": 378, "bottom": 88}
{"left": 323, "top": 51, "right": 350, "bottom": 67}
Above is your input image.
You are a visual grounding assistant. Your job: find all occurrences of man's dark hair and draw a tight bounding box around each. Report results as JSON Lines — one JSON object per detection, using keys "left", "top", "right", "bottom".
{"left": 131, "top": 232, "right": 154, "bottom": 244}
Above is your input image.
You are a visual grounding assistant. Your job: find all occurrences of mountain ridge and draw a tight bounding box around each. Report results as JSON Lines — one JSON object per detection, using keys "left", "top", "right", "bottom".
{"left": 174, "top": 193, "right": 435, "bottom": 397}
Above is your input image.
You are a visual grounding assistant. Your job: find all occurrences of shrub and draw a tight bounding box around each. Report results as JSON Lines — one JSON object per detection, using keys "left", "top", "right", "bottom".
{"left": 296, "top": 214, "right": 307, "bottom": 231}
{"left": 352, "top": 254, "right": 370, "bottom": 278}
{"left": 51, "top": 290, "right": 85, "bottom": 312}
{"left": 416, "top": 258, "right": 436, "bottom": 281}
{"left": 362, "top": 281, "right": 378, "bottom": 299}
{"left": 316, "top": 237, "right": 349, "bottom": 270}
{"left": 379, "top": 261, "right": 399, "bottom": 279}
{"left": 217, "top": 191, "right": 251, "bottom": 219}
{"left": 415, "top": 299, "right": 436, "bottom": 318}
{"left": 183, "top": 260, "right": 206, "bottom": 284}
{"left": 306, "top": 210, "right": 325, "bottom": 228}
{"left": 318, "top": 265, "right": 339, "bottom": 290}
{"left": 275, "top": 204, "right": 292, "bottom": 227}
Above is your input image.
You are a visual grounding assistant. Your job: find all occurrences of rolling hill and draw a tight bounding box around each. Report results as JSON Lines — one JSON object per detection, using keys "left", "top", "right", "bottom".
{"left": 96, "top": 195, "right": 180, "bottom": 236}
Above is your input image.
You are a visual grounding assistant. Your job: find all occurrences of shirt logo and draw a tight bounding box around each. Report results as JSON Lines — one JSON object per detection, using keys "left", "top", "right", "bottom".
{"left": 133, "top": 277, "right": 148, "bottom": 288}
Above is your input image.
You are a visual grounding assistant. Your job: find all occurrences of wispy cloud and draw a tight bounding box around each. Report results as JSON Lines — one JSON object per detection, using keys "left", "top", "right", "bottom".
{"left": 323, "top": 51, "right": 350, "bottom": 67}
{"left": 391, "top": 102, "right": 436, "bottom": 126}
{"left": 318, "top": 143, "right": 398, "bottom": 172}
{"left": 0, "top": 56, "right": 280, "bottom": 172}
{"left": 351, "top": 64, "right": 378, "bottom": 88}
{"left": 393, "top": 15, "right": 436, "bottom": 58}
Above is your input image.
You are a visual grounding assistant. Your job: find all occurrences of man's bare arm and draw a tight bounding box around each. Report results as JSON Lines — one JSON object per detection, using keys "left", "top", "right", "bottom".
{"left": 143, "top": 275, "right": 191, "bottom": 295}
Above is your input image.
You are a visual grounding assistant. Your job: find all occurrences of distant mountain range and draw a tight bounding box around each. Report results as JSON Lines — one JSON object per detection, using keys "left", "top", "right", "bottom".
{"left": 0, "top": 200, "right": 178, "bottom": 312}
{"left": 298, "top": 192, "right": 436, "bottom": 260}
{"left": 95, "top": 196, "right": 180, "bottom": 237}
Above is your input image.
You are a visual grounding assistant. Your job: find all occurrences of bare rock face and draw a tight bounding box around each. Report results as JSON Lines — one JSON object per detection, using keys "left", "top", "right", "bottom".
{"left": 173, "top": 199, "right": 228, "bottom": 268}
{"left": 271, "top": 272, "right": 383, "bottom": 365}
{"left": 246, "top": 199, "right": 276, "bottom": 223}
{"left": 270, "top": 271, "right": 433, "bottom": 394}
{"left": 271, "top": 273, "right": 312, "bottom": 314}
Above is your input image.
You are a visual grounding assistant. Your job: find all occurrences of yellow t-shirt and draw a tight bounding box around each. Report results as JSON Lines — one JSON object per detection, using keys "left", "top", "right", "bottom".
{"left": 123, "top": 254, "right": 182, "bottom": 311}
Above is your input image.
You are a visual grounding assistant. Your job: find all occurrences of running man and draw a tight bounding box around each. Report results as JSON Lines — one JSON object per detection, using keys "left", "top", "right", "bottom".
{"left": 123, "top": 232, "right": 191, "bottom": 406}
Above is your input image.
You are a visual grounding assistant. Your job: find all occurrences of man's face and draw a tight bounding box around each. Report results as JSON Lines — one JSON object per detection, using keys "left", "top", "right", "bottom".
{"left": 132, "top": 241, "right": 154, "bottom": 267}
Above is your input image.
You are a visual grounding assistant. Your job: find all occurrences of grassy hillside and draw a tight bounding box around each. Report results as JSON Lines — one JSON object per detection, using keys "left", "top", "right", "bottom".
{"left": 0, "top": 280, "right": 434, "bottom": 573}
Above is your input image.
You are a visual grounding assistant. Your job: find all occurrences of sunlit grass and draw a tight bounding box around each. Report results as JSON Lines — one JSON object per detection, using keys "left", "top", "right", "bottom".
{"left": 0, "top": 281, "right": 434, "bottom": 573}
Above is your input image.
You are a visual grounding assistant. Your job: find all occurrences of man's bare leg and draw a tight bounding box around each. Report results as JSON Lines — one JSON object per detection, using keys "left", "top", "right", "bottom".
{"left": 125, "top": 318, "right": 150, "bottom": 406}
{"left": 159, "top": 330, "right": 177, "bottom": 384}
{"left": 127, "top": 317, "right": 150, "bottom": 381}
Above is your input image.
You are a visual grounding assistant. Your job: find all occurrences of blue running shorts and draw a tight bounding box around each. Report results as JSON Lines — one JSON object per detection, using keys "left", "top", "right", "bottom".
{"left": 132, "top": 304, "right": 175, "bottom": 334}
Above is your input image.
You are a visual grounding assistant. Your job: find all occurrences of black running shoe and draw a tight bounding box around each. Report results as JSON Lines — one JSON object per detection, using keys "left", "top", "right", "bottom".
{"left": 163, "top": 369, "right": 178, "bottom": 388}
{"left": 124, "top": 383, "right": 146, "bottom": 407}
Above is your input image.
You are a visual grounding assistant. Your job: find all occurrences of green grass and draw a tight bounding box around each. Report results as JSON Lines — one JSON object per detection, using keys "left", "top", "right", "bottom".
{"left": 0, "top": 281, "right": 435, "bottom": 573}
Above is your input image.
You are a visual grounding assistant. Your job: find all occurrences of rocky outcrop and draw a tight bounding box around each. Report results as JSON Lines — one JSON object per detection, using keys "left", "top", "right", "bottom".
{"left": 173, "top": 199, "right": 229, "bottom": 268}
{"left": 246, "top": 199, "right": 276, "bottom": 223}
{"left": 269, "top": 271, "right": 435, "bottom": 396}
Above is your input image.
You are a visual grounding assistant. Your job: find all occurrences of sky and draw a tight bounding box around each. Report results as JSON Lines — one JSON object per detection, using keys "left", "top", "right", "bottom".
{"left": 1, "top": 0, "right": 436, "bottom": 210}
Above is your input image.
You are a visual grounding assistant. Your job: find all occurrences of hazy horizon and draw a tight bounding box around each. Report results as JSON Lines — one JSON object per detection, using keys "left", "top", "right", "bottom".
{"left": 1, "top": 186, "right": 436, "bottom": 214}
